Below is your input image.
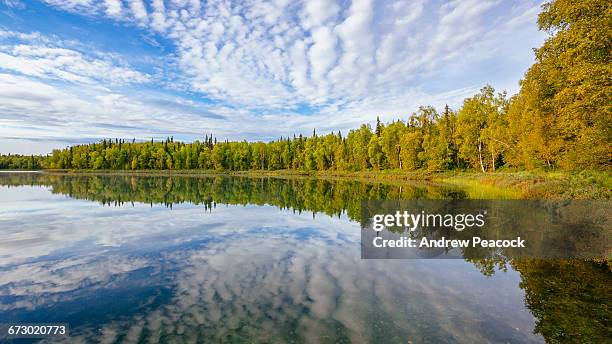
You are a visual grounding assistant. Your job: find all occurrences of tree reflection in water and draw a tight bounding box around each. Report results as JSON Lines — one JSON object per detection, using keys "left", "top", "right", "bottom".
{"left": 0, "top": 172, "right": 609, "bottom": 343}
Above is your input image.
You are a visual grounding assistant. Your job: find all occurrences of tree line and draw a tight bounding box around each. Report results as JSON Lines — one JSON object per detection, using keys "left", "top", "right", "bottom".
{"left": 1, "top": 0, "right": 609, "bottom": 172}
{"left": 0, "top": 154, "right": 45, "bottom": 170}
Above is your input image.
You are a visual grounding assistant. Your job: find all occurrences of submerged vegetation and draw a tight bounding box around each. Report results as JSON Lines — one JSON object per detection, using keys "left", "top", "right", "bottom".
{"left": 1, "top": 1, "right": 610, "bottom": 175}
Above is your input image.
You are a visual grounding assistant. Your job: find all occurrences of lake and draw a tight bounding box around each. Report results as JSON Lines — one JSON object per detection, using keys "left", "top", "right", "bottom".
{"left": 0, "top": 172, "right": 609, "bottom": 343}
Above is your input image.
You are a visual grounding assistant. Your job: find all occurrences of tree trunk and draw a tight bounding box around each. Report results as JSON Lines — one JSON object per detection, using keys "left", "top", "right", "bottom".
{"left": 478, "top": 139, "right": 486, "bottom": 173}
{"left": 398, "top": 147, "right": 402, "bottom": 170}
{"left": 491, "top": 152, "right": 496, "bottom": 172}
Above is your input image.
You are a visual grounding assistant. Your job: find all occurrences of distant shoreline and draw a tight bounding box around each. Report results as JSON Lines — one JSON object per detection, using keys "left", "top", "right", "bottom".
{"left": 1, "top": 169, "right": 609, "bottom": 200}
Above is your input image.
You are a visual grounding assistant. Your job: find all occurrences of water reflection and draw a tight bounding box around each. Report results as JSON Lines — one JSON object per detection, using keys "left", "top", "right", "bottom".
{"left": 0, "top": 173, "right": 609, "bottom": 343}
{"left": 0, "top": 172, "right": 470, "bottom": 222}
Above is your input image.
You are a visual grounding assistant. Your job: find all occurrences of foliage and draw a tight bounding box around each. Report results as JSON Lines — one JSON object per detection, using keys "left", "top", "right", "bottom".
{"left": 0, "top": 154, "right": 44, "bottom": 169}
{"left": 505, "top": 0, "right": 611, "bottom": 169}
{"left": 0, "top": 1, "right": 608, "bottom": 174}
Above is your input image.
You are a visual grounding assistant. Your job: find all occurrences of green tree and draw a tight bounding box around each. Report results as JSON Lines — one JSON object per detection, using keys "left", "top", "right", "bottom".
{"left": 456, "top": 86, "right": 507, "bottom": 172}
{"left": 506, "top": 0, "right": 611, "bottom": 169}
{"left": 367, "top": 135, "right": 386, "bottom": 170}
{"left": 380, "top": 121, "right": 406, "bottom": 169}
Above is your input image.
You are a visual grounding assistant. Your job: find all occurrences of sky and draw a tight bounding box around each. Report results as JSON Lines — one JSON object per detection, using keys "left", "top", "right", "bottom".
{"left": 0, "top": 0, "right": 546, "bottom": 154}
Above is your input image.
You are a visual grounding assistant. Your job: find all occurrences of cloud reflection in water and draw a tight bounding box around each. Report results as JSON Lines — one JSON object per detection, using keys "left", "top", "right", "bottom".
{"left": 0, "top": 185, "right": 542, "bottom": 343}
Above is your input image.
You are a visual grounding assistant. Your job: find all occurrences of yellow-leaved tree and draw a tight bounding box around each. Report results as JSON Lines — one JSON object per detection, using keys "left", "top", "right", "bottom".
{"left": 506, "top": 0, "right": 611, "bottom": 169}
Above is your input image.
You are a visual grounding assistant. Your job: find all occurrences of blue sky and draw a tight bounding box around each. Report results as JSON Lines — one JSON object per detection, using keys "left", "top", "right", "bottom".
{"left": 0, "top": 0, "right": 546, "bottom": 154}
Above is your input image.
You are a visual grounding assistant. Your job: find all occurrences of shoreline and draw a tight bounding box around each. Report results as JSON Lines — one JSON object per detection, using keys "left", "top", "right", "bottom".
{"left": 1, "top": 168, "right": 610, "bottom": 200}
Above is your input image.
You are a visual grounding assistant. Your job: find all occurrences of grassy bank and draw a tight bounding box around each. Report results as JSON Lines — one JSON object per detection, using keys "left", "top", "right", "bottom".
{"left": 233, "top": 169, "right": 612, "bottom": 199}
{"left": 436, "top": 170, "right": 612, "bottom": 200}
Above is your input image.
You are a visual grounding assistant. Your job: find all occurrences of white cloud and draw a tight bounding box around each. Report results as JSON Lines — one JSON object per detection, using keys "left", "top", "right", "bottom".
{"left": 103, "top": 0, "right": 123, "bottom": 17}
{"left": 0, "top": 73, "right": 226, "bottom": 152}
{"left": 300, "top": 0, "right": 340, "bottom": 30}
{"left": 150, "top": 0, "right": 170, "bottom": 32}
{"left": 128, "top": 0, "right": 149, "bottom": 23}
{"left": 0, "top": 46, "right": 150, "bottom": 85}
{"left": 1, "top": 0, "right": 25, "bottom": 9}
{"left": 308, "top": 26, "right": 337, "bottom": 82}
{"left": 0, "top": 31, "right": 150, "bottom": 86}
{"left": 0, "top": 0, "right": 547, "bottom": 153}
{"left": 41, "top": 0, "right": 97, "bottom": 13}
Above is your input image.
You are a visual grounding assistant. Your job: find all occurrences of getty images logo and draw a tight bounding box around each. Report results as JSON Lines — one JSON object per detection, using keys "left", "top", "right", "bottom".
{"left": 371, "top": 210, "right": 487, "bottom": 232}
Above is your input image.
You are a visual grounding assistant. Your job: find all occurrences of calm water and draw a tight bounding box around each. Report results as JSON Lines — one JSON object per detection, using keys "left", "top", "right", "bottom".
{"left": 0, "top": 173, "right": 609, "bottom": 343}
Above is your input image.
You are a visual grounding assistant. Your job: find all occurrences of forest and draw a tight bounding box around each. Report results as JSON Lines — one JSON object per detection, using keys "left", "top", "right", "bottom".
{"left": 1, "top": 0, "right": 609, "bottom": 173}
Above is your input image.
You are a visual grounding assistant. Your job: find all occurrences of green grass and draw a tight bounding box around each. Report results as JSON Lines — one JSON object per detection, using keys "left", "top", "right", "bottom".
{"left": 436, "top": 170, "right": 611, "bottom": 200}
{"left": 437, "top": 177, "right": 523, "bottom": 199}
